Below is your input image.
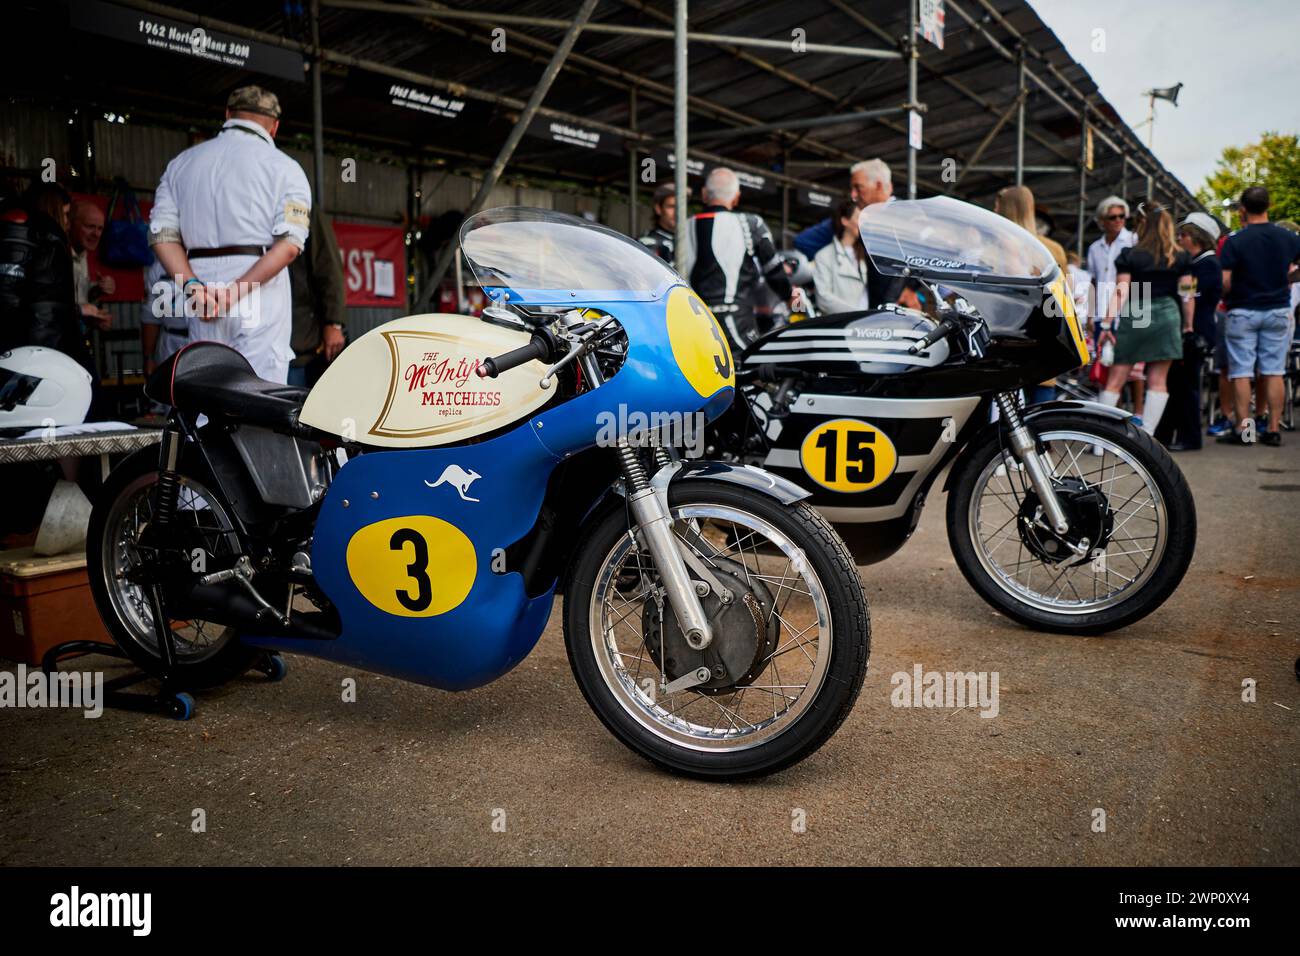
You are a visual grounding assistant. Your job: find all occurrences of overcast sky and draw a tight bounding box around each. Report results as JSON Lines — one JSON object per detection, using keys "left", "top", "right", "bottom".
{"left": 1030, "top": 0, "right": 1300, "bottom": 193}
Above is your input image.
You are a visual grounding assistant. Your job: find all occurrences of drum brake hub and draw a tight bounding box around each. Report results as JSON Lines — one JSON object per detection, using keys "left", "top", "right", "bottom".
{"left": 643, "top": 557, "right": 780, "bottom": 695}
{"left": 1017, "top": 477, "right": 1114, "bottom": 565}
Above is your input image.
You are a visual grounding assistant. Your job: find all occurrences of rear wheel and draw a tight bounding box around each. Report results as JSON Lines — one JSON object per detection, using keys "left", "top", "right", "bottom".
{"left": 947, "top": 413, "right": 1195, "bottom": 634}
{"left": 564, "top": 481, "right": 870, "bottom": 779}
{"left": 87, "top": 450, "right": 257, "bottom": 688}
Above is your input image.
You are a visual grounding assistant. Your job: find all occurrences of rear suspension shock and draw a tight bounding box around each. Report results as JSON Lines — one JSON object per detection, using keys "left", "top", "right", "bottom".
{"left": 151, "top": 421, "right": 184, "bottom": 529}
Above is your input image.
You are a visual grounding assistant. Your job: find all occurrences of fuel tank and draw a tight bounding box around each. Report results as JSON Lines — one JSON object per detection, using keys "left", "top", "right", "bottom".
{"left": 737, "top": 308, "right": 985, "bottom": 563}
{"left": 298, "top": 313, "right": 552, "bottom": 448}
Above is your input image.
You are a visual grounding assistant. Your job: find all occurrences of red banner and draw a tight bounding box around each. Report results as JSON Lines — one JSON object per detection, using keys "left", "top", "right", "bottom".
{"left": 71, "top": 191, "right": 149, "bottom": 302}
{"left": 334, "top": 221, "right": 407, "bottom": 308}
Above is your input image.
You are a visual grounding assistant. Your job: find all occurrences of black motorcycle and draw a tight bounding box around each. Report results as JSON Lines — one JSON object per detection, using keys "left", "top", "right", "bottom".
{"left": 708, "top": 196, "right": 1196, "bottom": 634}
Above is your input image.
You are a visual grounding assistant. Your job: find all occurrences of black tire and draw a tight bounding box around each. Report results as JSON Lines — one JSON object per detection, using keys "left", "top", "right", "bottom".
{"left": 946, "top": 413, "right": 1196, "bottom": 634}
{"left": 86, "top": 448, "right": 258, "bottom": 689}
{"left": 564, "top": 480, "right": 870, "bottom": 780}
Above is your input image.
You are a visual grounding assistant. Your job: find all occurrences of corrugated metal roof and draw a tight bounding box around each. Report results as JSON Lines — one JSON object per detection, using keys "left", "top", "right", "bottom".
{"left": 6, "top": 0, "right": 1202, "bottom": 250}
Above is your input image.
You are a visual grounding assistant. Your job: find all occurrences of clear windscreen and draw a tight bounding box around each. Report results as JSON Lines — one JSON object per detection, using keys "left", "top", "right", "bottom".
{"left": 859, "top": 196, "right": 1059, "bottom": 286}
{"left": 460, "top": 206, "right": 680, "bottom": 305}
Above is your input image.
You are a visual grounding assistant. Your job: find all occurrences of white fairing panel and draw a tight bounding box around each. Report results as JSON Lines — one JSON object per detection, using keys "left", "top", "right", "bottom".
{"left": 298, "top": 313, "right": 551, "bottom": 447}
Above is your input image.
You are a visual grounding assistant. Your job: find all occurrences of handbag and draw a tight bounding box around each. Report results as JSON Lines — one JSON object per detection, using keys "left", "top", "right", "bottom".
{"left": 100, "top": 178, "right": 153, "bottom": 268}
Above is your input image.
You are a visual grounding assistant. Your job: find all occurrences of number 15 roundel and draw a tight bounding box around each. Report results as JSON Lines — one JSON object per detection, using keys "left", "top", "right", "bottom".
{"left": 800, "top": 419, "right": 898, "bottom": 493}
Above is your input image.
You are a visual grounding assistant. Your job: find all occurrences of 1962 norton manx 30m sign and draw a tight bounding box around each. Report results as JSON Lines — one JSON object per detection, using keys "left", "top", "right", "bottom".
{"left": 86, "top": 208, "right": 871, "bottom": 779}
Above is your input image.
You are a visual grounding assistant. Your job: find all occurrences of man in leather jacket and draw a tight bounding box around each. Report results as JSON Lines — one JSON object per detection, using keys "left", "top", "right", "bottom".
{"left": 683, "top": 168, "right": 791, "bottom": 350}
{"left": 0, "top": 183, "right": 93, "bottom": 373}
{"left": 637, "top": 183, "right": 676, "bottom": 263}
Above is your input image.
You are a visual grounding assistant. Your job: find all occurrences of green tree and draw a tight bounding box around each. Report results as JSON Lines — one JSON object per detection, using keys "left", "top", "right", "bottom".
{"left": 1198, "top": 132, "right": 1300, "bottom": 224}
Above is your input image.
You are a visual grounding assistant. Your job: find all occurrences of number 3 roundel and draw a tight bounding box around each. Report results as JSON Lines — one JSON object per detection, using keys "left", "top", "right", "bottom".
{"left": 800, "top": 419, "right": 898, "bottom": 493}
{"left": 665, "top": 286, "right": 735, "bottom": 398}
{"left": 346, "top": 515, "right": 477, "bottom": 617}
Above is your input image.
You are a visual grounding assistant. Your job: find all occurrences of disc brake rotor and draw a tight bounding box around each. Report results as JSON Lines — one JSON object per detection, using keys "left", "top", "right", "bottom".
{"left": 1016, "top": 476, "right": 1114, "bottom": 565}
{"left": 643, "top": 556, "right": 780, "bottom": 695}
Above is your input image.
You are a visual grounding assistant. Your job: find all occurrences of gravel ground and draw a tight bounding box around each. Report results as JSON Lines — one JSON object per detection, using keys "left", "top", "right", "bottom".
{"left": 2, "top": 437, "right": 1296, "bottom": 866}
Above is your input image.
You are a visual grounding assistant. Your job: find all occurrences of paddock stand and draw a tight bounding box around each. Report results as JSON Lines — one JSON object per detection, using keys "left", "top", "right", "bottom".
{"left": 40, "top": 639, "right": 287, "bottom": 721}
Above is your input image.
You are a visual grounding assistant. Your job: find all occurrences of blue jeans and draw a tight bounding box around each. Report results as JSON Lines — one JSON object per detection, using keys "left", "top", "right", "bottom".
{"left": 1225, "top": 307, "right": 1292, "bottom": 378}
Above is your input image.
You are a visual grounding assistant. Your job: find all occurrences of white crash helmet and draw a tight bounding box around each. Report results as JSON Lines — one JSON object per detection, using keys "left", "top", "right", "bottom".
{"left": 0, "top": 346, "right": 93, "bottom": 430}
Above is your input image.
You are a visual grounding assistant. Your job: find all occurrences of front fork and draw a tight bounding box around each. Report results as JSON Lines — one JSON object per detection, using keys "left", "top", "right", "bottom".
{"left": 996, "top": 392, "right": 1071, "bottom": 536}
{"left": 576, "top": 350, "right": 714, "bottom": 651}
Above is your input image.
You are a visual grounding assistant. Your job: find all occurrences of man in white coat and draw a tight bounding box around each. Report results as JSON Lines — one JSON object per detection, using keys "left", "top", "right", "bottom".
{"left": 148, "top": 86, "right": 311, "bottom": 384}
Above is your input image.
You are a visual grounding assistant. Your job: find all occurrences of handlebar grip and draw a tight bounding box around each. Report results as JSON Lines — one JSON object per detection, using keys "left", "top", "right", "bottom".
{"left": 477, "top": 335, "right": 550, "bottom": 378}
{"left": 908, "top": 316, "right": 958, "bottom": 355}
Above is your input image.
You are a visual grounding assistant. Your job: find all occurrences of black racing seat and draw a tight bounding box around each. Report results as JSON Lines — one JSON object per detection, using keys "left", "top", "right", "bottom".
{"left": 145, "top": 341, "right": 308, "bottom": 432}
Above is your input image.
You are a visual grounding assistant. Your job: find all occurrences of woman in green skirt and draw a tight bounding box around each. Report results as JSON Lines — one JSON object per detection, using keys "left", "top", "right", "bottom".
{"left": 1097, "top": 201, "right": 1194, "bottom": 436}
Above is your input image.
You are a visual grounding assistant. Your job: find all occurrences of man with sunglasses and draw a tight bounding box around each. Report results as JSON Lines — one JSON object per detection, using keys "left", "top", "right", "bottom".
{"left": 1087, "top": 196, "right": 1137, "bottom": 328}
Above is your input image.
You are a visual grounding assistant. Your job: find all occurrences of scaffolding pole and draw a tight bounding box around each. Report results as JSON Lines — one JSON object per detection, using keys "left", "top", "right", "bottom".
{"left": 309, "top": 0, "right": 326, "bottom": 206}
{"left": 1076, "top": 101, "right": 1088, "bottom": 257}
{"left": 1015, "top": 48, "right": 1026, "bottom": 186}
{"left": 628, "top": 87, "right": 638, "bottom": 236}
{"left": 907, "top": 0, "right": 918, "bottom": 199}
{"left": 692, "top": 105, "right": 910, "bottom": 141}
{"left": 674, "top": 0, "right": 689, "bottom": 275}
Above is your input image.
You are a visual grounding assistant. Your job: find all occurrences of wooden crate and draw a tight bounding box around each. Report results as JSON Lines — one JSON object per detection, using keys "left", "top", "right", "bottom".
{"left": 0, "top": 548, "right": 114, "bottom": 666}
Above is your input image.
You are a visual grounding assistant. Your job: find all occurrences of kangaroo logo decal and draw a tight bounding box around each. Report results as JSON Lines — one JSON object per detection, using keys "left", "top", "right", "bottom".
{"left": 425, "top": 464, "right": 482, "bottom": 502}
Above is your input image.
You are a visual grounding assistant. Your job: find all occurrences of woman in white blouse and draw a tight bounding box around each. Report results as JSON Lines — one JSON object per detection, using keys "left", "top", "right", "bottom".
{"left": 812, "top": 200, "right": 870, "bottom": 316}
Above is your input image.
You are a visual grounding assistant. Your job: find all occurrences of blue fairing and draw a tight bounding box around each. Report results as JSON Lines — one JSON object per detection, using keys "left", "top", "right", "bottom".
{"left": 248, "top": 422, "right": 561, "bottom": 690}
{"left": 249, "top": 285, "right": 733, "bottom": 692}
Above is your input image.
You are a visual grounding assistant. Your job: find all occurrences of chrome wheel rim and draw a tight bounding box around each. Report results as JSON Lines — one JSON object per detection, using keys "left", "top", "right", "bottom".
{"left": 102, "top": 472, "right": 239, "bottom": 661}
{"left": 588, "top": 504, "right": 832, "bottom": 752}
{"left": 969, "top": 429, "right": 1168, "bottom": 615}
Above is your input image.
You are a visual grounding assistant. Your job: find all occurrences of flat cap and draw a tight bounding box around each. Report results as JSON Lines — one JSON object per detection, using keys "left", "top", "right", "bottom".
{"left": 226, "top": 85, "right": 281, "bottom": 120}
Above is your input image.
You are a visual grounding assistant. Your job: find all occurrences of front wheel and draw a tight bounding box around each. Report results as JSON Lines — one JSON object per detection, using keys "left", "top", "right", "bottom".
{"left": 564, "top": 480, "right": 870, "bottom": 779}
{"left": 947, "top": 413, "right": 1196, "bottom": 634}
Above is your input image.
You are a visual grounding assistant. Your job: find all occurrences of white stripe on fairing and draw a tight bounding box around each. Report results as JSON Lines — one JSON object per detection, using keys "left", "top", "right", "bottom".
{"left": 754, "top": 339, "right": 928, "bottom": 353}
{"left": 742, "top": 351, "right": 942, "bottom": 367}
{"left": 776, "top": 326, "right": 926, "bottom": 339}
{"left": 790, "top": 394, "right": 980, "bottom": 420}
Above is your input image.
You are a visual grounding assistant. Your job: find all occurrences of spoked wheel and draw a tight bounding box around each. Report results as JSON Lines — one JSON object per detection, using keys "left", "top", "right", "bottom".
{"left": 87, "top": 449, "right": 257, "bottom": 688}
{"left": 947, "top": 413, "right": 1196, "bottom": 634}
{"left": 564, "top": 481, "right": 870, "bottom": 779}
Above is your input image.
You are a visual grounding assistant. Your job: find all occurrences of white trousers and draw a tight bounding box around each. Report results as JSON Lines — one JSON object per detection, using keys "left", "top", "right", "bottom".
{"left": 186, "top": 254, "right": 293, "bottom": 384}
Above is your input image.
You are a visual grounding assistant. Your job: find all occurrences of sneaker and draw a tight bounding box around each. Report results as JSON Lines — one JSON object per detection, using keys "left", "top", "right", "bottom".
{"left": 1216, "top": 428, "right": 1253, "bottom": 446}
{"left": 1130, "top": 416, "right": 1144, "bottom": 430}
{"left": 1261, "top": 430, "right": 1282, "bottom": 447}
{"left": 1207, "top": 415, "right": 1233, "bottom": 437}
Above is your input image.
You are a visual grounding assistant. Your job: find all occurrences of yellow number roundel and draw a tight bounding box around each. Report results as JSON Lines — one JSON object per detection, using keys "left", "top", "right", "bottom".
{"left": 346, "top": 515, "right": 477, "bottom": 617}
{"left": 665, "top": 286, "right": 735, "bottom": 398}
{"left": 799, "top": 419, "right": 898, "bottom": 493}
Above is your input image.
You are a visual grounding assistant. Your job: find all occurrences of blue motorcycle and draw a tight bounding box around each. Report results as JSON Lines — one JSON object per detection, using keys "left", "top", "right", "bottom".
{"left": 86, "top": 208, "right": 870, "bottom": 779}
